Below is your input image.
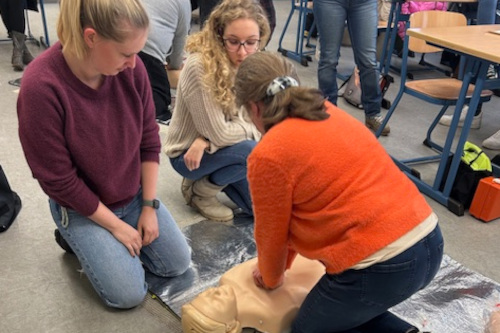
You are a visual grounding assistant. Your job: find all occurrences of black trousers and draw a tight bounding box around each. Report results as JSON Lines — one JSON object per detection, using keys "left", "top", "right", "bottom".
{"left": 0, "top": 0, "right": 25, "bottom": 34}
{"left": 138, "top": 51, "right": 172, "bottom": 119}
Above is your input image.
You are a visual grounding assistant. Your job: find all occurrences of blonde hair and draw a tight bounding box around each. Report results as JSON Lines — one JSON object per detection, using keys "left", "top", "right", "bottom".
{"left": 234, "top": 52, "right": 328, "bottom": 132}
{"left": 57, "top": 0, "right": 149, "bottom": 60}
{"left": 186, "top": 0, "right": 271, "bottom": 117}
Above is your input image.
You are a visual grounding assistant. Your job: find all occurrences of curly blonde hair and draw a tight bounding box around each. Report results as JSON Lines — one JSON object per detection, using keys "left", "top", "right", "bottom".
{"left": 186, "top": 0, "right": 270, "bottom": 117}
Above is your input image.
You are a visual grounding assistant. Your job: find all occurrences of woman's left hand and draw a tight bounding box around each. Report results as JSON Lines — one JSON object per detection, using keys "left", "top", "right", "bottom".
{"left": 138, "top": 208, "right": 160, "bottom": 246}
{"left": 184, "top": 137, "right": 209, "bottom": 171}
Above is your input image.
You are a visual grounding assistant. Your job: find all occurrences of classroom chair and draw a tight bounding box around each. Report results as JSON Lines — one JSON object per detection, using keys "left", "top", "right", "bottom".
{"left": 375, "top": 10, "right": 493, "bottom": 152}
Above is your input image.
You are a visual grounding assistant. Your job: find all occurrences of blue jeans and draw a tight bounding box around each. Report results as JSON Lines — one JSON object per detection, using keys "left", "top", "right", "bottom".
{"left": 477, "top": 0, "right": 500, "bottom": 24}
{"left": 292, "top": 225, "right": 444, "bottom": 333}
{"left": 313, "top": 0, "right": 381, "bottom": 117}
{"left": 170, "top": 140, "right": 256, "bottom": 215}
{"left": 49, "top": 191, "right": 191, "bottom": 309}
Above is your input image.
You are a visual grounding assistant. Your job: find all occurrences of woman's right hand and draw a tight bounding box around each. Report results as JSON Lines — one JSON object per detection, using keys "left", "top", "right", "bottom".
{"left": 112, "top": 223, "right": 143, "bottom": 257}
{"left": 89, "top": 202, "right": 143, "bottom": 257}
{"left": 184, "top": 137, "right": 209, "bottom": 171}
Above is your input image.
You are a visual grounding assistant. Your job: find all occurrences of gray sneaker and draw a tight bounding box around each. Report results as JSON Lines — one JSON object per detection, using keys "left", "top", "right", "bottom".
{"left": 365, "top": 115, "right": 390, "bottom": 136}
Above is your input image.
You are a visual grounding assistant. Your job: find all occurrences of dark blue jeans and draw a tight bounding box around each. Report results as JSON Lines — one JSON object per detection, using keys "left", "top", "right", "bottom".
{"left": 313, "top": 0, "right": 382, "bottom": 117}
{"left": 170, "top": 140, "right": 256, "bottom": 215}
{"left": 292, "top": 225, "right": 444, "bottom": 333}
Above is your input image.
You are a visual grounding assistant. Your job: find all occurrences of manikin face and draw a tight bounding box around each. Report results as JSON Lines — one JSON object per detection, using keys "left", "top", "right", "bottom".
{"left": 85, "top": 25, "right": 148, "bottom": 76}
{"left": 222, "top": 18, "right": 260, "bottom": 67}
{"left": 191, "top": 285, "right": 238, "bottom": 324}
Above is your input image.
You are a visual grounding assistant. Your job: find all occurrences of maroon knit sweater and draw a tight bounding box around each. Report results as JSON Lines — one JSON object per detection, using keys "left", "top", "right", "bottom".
{"left": 18, "top": 42, "right": 160, "bottom": 216}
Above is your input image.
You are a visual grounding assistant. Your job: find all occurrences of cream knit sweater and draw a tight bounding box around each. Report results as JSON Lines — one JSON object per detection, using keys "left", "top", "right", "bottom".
{"left": 164, "top": 53, "right": 261, "bottom": 158}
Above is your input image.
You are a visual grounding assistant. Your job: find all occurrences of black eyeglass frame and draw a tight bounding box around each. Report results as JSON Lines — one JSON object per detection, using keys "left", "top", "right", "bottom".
{"left": 222, "top": 38, "right": 261, "bottom": 53}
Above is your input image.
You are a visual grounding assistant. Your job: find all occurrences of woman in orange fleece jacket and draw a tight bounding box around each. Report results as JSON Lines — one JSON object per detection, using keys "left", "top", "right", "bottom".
{"left": 233, "top": 52, "right": 444, "bottom": 333}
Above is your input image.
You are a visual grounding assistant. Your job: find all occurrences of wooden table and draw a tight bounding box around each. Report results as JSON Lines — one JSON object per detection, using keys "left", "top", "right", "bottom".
{"left": 397, "top": 24, "right": 500, "bottom": 215}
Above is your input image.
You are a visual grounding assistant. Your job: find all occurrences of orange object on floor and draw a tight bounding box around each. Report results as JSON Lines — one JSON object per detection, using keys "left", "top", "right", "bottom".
{"left": 469, "top": 176, "right": 500, "bottom": 222}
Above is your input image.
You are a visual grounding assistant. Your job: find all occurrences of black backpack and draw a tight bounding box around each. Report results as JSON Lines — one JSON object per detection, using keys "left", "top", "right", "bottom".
{"left": 0, "top": 165, "right": 22, "bottom": 232}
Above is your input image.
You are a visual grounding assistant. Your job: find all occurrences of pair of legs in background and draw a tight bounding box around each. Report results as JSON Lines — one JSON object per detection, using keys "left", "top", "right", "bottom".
{"left": 0, "top": 0, "right": 35, "bottom": 71}
{"left": 313, "top": 0, "right": 388, "bottom": 135}
{"left": 292, "top": 225, "right": 444, "bottom": 333}
{"left": 170, "top": 140, "right": 255, "bottom": 222}
{"left": 50, "top": 190, "right": 191, "bottom": 309}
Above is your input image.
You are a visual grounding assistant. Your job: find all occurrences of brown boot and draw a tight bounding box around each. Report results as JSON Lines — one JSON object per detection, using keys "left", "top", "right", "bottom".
{"left": 181, "top": 178, "right": 194, "bottom": 205}
{"left": 11, "top": 31, "right": 24, "bottom": 71}
{"left": 22, "top": 40, "right": 35, "bottom": 65}
{"left": 191, "top": 176, "right": 233, "bottom": 222}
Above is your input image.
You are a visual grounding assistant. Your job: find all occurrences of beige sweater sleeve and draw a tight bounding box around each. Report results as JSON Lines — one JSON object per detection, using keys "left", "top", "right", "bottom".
{"left": 164, "top": 54, "right": 260, "bottom": 158}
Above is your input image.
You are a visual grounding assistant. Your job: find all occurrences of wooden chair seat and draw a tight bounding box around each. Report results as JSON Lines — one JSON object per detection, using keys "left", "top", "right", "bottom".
{"left": 406, "top": 78, "right": 493, "bottom": 100}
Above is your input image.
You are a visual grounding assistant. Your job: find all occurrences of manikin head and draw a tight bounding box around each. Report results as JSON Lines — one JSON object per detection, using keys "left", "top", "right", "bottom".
{"left": 181, "top": 285, "right": 242, "bottom": 333}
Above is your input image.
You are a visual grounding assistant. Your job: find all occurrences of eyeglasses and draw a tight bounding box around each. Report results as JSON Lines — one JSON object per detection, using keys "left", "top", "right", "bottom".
{"left": 222, "top": 38, "right": 260, "bottom": 53}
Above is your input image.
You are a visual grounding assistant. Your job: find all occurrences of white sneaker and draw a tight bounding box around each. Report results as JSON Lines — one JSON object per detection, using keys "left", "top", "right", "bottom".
{"left": 482, "top": 129, "right": 500, "bottom": 150}
{"left": 487, "top": 64, "right": 498, "bottom": 80}
{"left": 438, "top": 105, "right": 482, "bottom": 129}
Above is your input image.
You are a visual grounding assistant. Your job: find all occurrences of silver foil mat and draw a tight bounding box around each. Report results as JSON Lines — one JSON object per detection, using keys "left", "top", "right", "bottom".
{"left": 146, "top": 220, "right": 500, "bottom": 331}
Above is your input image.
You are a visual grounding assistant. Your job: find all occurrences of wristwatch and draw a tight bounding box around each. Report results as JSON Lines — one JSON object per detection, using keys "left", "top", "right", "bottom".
{"left": 142, "top": 199, "right": 160, "bottom": 209}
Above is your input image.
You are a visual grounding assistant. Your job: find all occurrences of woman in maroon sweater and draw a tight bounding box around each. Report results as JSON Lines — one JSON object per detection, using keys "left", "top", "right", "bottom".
{"left": 233, "top": 52, "right": 443, "bottom": 333}
{"left": 17, "top": 0, "right": 191, "bottom": 309}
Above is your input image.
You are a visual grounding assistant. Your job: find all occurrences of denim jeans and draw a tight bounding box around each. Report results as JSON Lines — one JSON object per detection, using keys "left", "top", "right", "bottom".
{"left": 49, "top": 190, "right": 191, "bottom": 309}
{"left": 292, "top": 225, "right": 444, "bottom": 333}
{"left": 170, "top": 140, "right": 256, "bottom": 215}
{"left": 477, "top": 0, "right": 500, "bottom": 24}
{"left": 313, "top": 0, "right": 381, "bottom": 117}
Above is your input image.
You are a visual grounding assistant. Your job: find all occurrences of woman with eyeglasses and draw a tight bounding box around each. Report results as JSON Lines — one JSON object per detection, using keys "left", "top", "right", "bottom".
{"left": 164, "top": 0, "right": 270, "bottom": 222}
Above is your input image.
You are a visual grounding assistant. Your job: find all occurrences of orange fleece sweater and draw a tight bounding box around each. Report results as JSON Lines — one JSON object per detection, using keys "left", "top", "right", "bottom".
{"left": 248, "top": 102, "right": 432, "bottom": 288}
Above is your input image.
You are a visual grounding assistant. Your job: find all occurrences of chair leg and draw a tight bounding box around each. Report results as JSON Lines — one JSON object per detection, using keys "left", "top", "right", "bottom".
{"left": 375, "top": 88, "right": 404, "bottom": 138}
{"left": 423, "top": 104, "right": 450, "bottom": 151}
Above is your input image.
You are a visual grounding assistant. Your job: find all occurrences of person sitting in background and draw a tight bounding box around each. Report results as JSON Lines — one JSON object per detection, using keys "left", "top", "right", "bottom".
{"left": 138, "top": 0, "right": 191, "bottom": 125}
{"left": 17, "top": 0, "right": 191, "bottom": 309}
{"left": 234, "top": 51, "right": 443, "bottom": 333}
{"left": 164, "top": 0, "right": 270, "bottom": 222}
{"left": 0, "top": 0, "right": 36, "bottom": 71}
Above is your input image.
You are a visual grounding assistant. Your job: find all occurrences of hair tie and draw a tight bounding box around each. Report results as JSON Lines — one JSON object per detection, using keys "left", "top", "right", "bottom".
{"left": 266, "top": 76, "right": 299, "bottom": 97}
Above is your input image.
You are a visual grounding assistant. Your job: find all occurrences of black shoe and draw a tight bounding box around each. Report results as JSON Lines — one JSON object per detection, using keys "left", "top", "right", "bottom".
{"left": 156, "top": 110, "right": 172, "bottom": 126}
{"left": 54, "top": 229, "right": 74, "bottom": 254}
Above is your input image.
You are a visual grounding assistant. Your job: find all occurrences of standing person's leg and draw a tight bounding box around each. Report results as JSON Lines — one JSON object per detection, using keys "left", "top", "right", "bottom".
{"left": 477, "top": 0, "right": 497, "bottom": 24}
{"left": 348, "top": 0, "right": 380, "bottom": 118}
{"left": 0, "top": 0, "right": 24, "bottom": 34}
{"left": 0, "top": 0, "right": 12, "bottom": 35}
{"left": 291, "top": 225, "right": 444, "bottom": 333}
{"left": 313, "top": 0, "right": 347, "bottom": 104}
{"left": 7, "top": 0, "right": 33, "bottom": 70}
{"left": 348, "top": 0, "right": 388, "bottom": 135}
{"left": 138, "top": 52, "right": 172, "bottom": 124}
